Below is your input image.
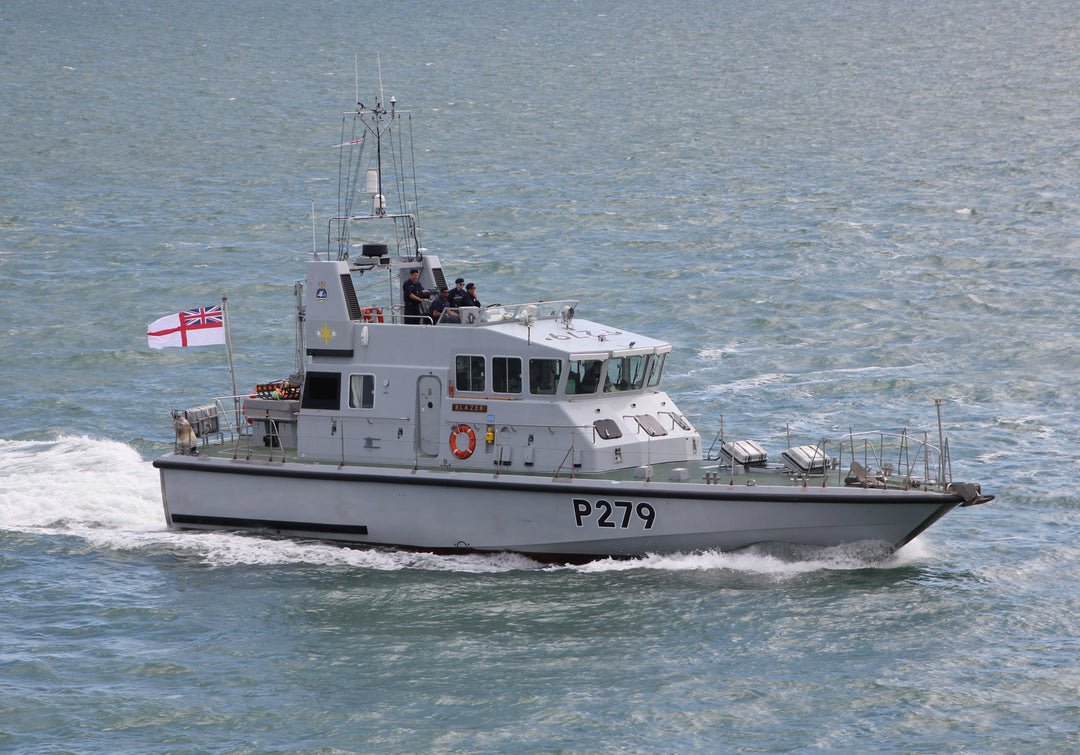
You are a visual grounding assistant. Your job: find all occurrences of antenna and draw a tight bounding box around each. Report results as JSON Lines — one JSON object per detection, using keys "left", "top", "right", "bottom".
{"left": 354, "top": 53, "right": 359, "bottom": 109}
{"left": 311, "top": 200, "right": 318, "bottom": 259}
{"left": 377, "top": 51, "right": 384, "bottom": 107}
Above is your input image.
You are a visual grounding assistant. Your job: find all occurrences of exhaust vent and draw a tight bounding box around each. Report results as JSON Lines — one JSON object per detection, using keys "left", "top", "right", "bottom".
{"left": 339, "top": 274, "right": 363, "bottom": 320}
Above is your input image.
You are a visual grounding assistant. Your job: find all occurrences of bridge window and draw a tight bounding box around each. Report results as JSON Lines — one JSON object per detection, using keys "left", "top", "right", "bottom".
{"left": 529, "top": 358, "right": 562, "bottom": 395}
{"left": 493, "top": 357, "right": 522, "bottom": 394}
{"left": 603, "top": 354, "right": 648, "bottom": 393}
{"left": 566, "top": 359, "right": 603, "bottom": 395}
{"left": 455, "top": 355, "right": 485, "bottom": 392}
{"left": 646, "top": 353, "right": 666, "bottom": 388}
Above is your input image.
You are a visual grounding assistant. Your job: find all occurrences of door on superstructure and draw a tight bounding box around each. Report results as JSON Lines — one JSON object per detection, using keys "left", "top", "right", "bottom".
{"left": 417, "top": 375, "right": 442, "bottom": 456}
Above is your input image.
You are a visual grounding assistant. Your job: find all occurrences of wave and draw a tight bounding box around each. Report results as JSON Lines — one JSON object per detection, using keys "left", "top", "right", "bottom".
{"left": 572, "top": 538, "right": 931, "bottom": 576}
{"left": 0, "top": 435, "right": 162, "bottom": 531}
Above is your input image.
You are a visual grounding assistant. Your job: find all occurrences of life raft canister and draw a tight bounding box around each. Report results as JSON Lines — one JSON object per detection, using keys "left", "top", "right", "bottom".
{"left": 361, "top": 307, "right": 384, "bottom": 323}
{"left": 449, "top": 424, "right": 476, "bottom": 459}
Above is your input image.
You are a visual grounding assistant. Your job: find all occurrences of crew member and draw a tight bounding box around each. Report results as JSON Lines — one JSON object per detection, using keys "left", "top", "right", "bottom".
{"left": 448, "top": 278, "right": 468, "bottom": 308}
{"left": 402, "top": 269, "right": 427, "bottom": 324}
{"left": 462, "top": 282, "right": 481, "bottom": 308}
{"left": 430, "top": 288, "right": 459, "bottom": 324}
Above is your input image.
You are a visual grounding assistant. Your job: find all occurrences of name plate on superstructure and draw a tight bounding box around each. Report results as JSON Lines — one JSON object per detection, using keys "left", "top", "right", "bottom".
{"left": 452, "top": 403, "right": 488, "bottom": 413}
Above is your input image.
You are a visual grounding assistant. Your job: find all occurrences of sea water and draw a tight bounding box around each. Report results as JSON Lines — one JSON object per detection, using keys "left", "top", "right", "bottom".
{"left": 2, "top": 0, "right": 1079, "bottom": 752}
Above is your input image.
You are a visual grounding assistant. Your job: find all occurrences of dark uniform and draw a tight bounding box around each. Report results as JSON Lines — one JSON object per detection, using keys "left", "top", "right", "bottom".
{"left": 430, "top": 291, "right": 457, "bottom": 324}
{"left": 461, "top": 283, "right": 481, "bottom": 308}
{"left": 448, "top": 279, "right": 468, "bottom": 308}
{"left": 402, "top": 271, "right": 426, "bottom": 324}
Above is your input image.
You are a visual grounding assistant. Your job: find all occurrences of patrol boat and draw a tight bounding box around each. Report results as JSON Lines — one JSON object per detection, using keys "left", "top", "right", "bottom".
{"left": 152, "top": 95, "right": 992, "bottom": 562}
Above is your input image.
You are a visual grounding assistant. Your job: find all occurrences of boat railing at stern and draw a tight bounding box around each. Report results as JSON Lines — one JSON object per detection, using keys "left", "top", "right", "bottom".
{"left": 838, "top": 429, "right": 951, "bottom": 492}
{"left": 168, "top": 397, "right": 241, "bottom": 455}
{"left": 169, "top": 394, "right": 308, "bottom": 461}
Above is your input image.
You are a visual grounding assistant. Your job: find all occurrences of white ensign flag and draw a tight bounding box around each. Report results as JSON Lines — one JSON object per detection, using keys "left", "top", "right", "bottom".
{"left": 147, "top": 305, "right": 226, "bottom": 349}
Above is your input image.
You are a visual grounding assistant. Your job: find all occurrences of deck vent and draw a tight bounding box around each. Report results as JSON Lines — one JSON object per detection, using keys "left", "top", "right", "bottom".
{"left": 431, "top": 266, "right": 448, "bottom": 291}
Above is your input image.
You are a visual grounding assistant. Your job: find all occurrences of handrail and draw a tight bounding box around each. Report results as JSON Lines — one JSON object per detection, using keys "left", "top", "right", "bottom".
{"left": 430, "top": 300, "right": 580, "bottom": 326}
{"left": 838, "top": 429, "right": 949, "bottom": 489}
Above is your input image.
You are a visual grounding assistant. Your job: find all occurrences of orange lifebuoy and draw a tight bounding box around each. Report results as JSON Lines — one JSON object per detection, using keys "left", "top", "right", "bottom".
{"left": 361, "top": 307, "right": 384, "bottom": 323}
{"left": 449, "top": 424, "right": 476, "bottom": 459}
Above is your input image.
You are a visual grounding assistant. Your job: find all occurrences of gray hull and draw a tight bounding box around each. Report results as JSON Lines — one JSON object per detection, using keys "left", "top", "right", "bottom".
{"left": 155, "top": 454, "right": 960, "bottom": 561}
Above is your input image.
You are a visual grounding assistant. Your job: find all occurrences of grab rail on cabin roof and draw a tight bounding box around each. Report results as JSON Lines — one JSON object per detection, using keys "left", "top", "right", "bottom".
{"left": 429, "top": 300, "right": 581, "bottom": 326}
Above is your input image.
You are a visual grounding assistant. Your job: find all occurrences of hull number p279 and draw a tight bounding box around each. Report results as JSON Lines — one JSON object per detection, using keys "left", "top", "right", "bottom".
{"left": 573, "top": 498, "right": 656, "bottom": 529}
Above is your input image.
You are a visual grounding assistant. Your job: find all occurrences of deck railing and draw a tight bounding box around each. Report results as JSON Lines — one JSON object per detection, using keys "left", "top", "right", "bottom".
{"left": 838, "top": 429, "right": 950, "bottom": 491}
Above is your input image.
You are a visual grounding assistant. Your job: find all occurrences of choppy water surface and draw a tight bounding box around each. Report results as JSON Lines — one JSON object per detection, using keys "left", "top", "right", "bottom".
{"left": 2, "top": 0, "right": 1080, "bottom": 752}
